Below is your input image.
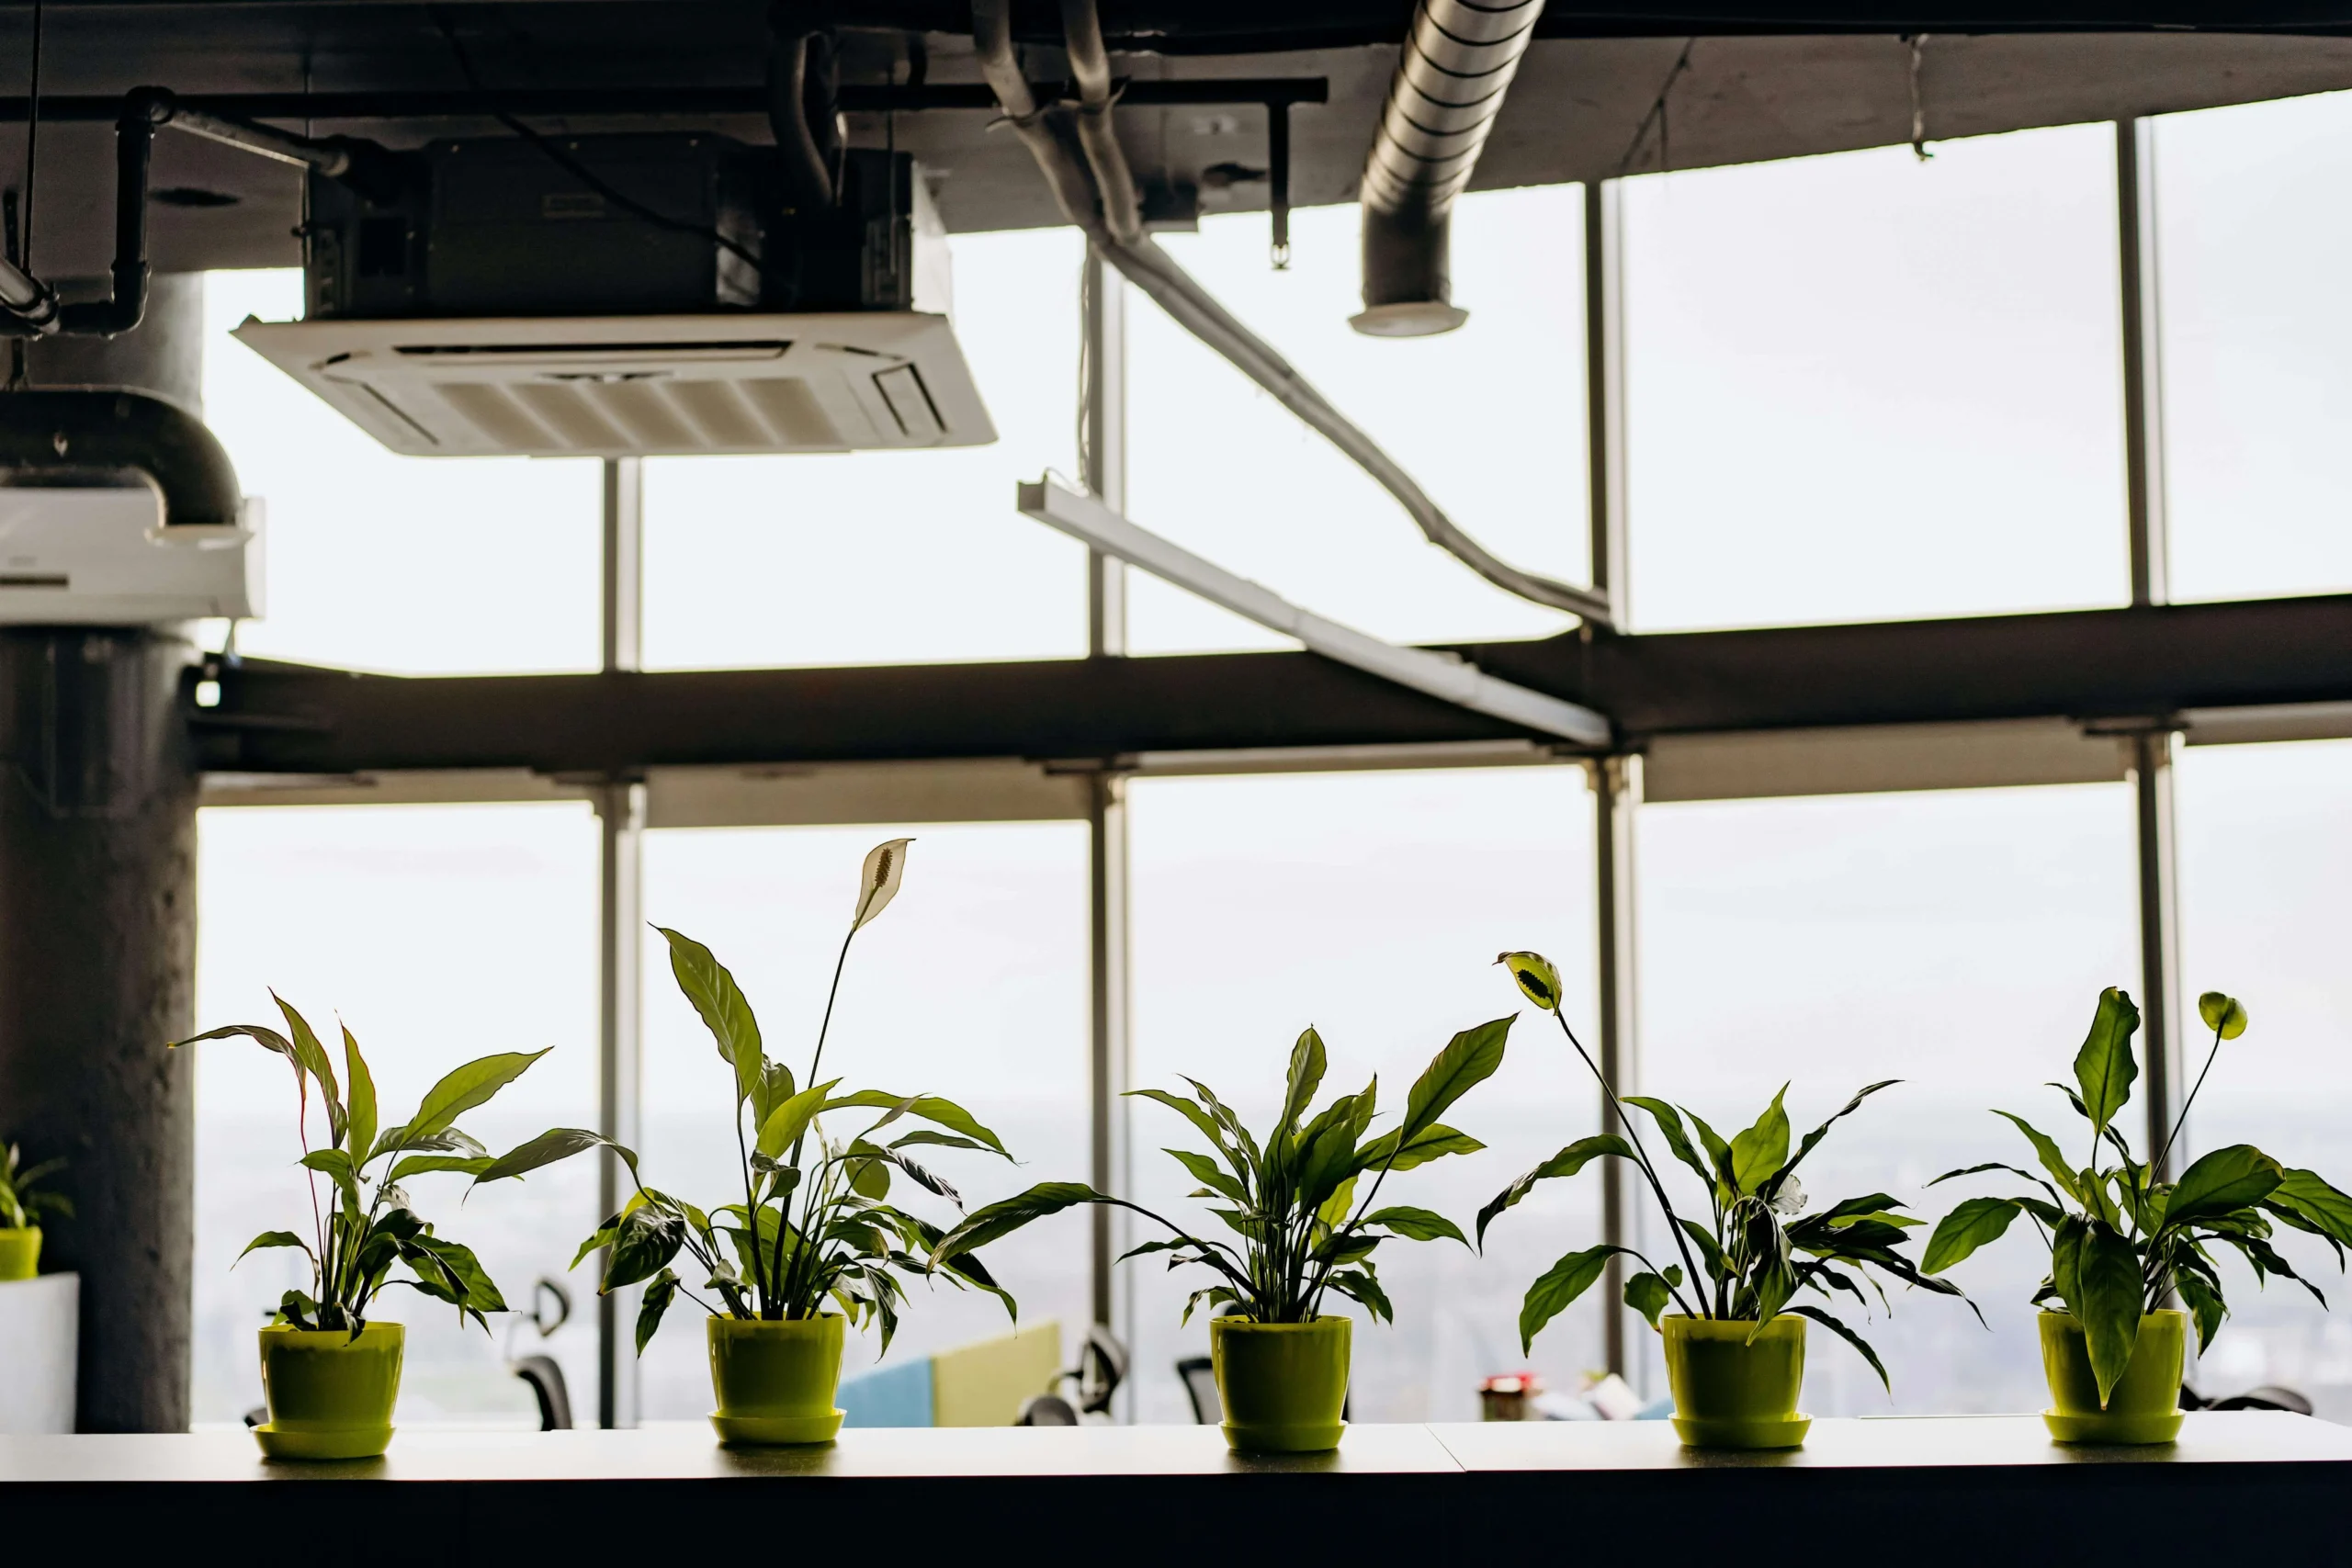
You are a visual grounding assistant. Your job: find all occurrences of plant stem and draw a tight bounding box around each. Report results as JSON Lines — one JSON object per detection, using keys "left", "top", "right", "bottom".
{"left": 2151, "top": 1024, "right": 2224, "bottom": 1183}
{"left": 775, "top": 924, "right": 859, "bottom": 1311}
{"left": 1550, "top": 1011, "right": 1710, "bottom": 1315}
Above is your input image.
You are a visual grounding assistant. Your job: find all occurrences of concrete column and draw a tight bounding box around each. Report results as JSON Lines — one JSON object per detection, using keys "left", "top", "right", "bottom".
{"left": 0, "top": 274, "right": 208, "bottom": 1431}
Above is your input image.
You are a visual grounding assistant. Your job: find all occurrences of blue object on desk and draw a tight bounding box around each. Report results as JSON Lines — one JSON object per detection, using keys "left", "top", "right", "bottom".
{"left": 839, "top": 1358, "right": 933, "bottom": 1428}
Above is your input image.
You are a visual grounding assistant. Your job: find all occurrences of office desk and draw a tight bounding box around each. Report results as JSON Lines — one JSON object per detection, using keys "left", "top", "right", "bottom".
{"left": 2, "top": 1414, "right": 2342, "bottom": 1562}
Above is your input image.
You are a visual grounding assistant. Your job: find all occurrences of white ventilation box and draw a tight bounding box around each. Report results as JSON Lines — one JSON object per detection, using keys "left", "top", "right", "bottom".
{"left": 231, "top": 312, "right": 997, "bottom": 458}
{"left": 0, "top": 486, "right": 263, "bottom": 625}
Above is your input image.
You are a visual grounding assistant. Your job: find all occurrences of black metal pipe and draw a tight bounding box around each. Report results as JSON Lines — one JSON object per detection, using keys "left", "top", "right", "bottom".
{"left": 51, "top": 94, "right": 161, "bottom": 339}
{"left": 0, "top": 389, "right": 243, "bottom": 528}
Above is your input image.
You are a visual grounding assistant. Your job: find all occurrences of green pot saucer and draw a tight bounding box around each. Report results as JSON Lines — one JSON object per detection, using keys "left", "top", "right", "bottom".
{"left": 709, "top": 1408, "right": 844, "bottom": 1446}
{"left": 2042, "top": 1408, "right": 2182, "bottom": 1445}
{"left": 253, "top": 1422, "right": 393, "bottom": 1461}
{"left": 1671, "top": 1413, "right": 1811, "bottom": 1450}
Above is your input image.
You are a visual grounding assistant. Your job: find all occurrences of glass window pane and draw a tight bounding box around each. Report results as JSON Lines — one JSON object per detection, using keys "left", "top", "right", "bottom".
{"left": 2177, "top": 739, "right": 2352, "bottom": 1418}
{"left": 1127, "top": 766, "right": 1599, "bottom": 1422}
{"left": 1128, "top": 189, "right": 1588, "bottom": 654}
{"left": 1635, "top": 784, "right": 2136, "bottom": 1415}
{"left": 635, "top": 822, "right": 1089, "bottom": 1419}
{"left": 202, "top": 271, "right": 602, "bottom": 674}
{"left": 1625, "top": 128, "right": 2128, "bottom": 631}
{"left": 640, "top": 230, "right": 1088, "bottom": 670}
{"left": 2156, "top": 91, "right": 2352, "bottom": 602}
{"left": 193, "top": 803, "right": 599, "bottom": 1427}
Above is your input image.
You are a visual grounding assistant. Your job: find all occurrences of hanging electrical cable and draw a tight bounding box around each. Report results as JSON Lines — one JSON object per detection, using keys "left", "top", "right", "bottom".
{"left": 970, "top": 0, "right": 1611, "bottom": 626}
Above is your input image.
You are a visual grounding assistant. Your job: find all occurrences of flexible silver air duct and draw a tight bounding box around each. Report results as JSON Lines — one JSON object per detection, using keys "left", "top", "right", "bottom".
{"left": 1352, "top": 0, "right": 1546, "bottom": 338}
{"left": 972, "top": 0, "right": 1607, "bottom": 623}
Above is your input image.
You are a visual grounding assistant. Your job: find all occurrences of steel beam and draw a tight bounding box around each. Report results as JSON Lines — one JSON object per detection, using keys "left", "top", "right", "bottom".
{"left": 191, "top": 594, "right": 2352, "bottom": 779}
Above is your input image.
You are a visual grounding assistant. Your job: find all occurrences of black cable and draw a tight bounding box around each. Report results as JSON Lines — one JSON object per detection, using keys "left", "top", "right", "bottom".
{"left": 430, "top": 9, "right": 764, "bottom": 274}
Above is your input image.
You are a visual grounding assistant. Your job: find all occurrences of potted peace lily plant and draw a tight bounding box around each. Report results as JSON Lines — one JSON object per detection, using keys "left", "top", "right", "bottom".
{"left": 0, "top": 1144, "right": 68, "bottom": 1281}
{"left": 173, "top": 999, "right": 571, "bottom": 1460}
{"left": 1922, "top": 987, "right": 2352, "bottom": 1444}
{"left": 1482, "top": 952, "right": 1968, "bottom": 1450}
{"left": 928, "top": 1016, "right": 1511, "bottom": 1453}
{"left": 473, "top": 840, "right": 1029, "bottom": 1447}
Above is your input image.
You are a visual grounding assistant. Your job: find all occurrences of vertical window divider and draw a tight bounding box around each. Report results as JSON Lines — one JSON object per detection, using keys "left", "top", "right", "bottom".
{"left": 1584, "top": 177, "right": 1641, "bottom": 1381}
{"left": 596, "top": 456, "right": 646, "bottom": 1427}
{"left": 2116, "top": 120, "right": 2187, "bottom": 1184}
{"left": 1082, "top": 247, "right": 1136, "bottom": 1415}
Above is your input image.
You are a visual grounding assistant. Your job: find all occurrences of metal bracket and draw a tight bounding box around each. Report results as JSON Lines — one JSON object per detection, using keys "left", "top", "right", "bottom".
{"left": 1015, "top": 478, "right": 1611, "bottom": 748}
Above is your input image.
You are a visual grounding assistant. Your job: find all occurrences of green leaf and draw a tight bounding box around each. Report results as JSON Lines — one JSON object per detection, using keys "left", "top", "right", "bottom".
{"left": 1770, "top": 1079, "right": 1900, "bottom": 1196}
{"left": 1398, "top": 1016, "right": 1512, "bottom": 1146}
{"left": 1476, "top": 1134, "right": 1634, "bottom": 1248}
{"left": 472, "top": 1127, "right": 630, "bottom": 1189}
{"left": 754, "top": 1078, "right": 843, "bottom": 1161}
{"left": 2268, "top": 1168, "right": 2352, "bottom": 1248}
{"left": 299, "top": 1148, "right": 362, "bottom": 1213}
{"left": 603, "top": 1203, "right": 685, "bottom": 1292}
{"left": 1353, "top": 1123, "right": 1484, "bottom": 1175}
{"left": 1623, "top": 1270, "right": 1674, "bottom": 1329}
{"left": 750, "top": 1059, "right": 797, "bottom": 1128}
{"left": 1126, "top": 1088, "right": 1236, "bottom": 1167}
{"left": 819, "top": 1091, "right": 1010, "bottom": 1158}
{"left": 1788, "top": 1304, "right": 1889, "bottom": 1392}
{"left": 2051, "top": 1213, "right": 2086, "bottom": 1308}
{"left": 2076, "top": 1220, "right": 2145, "bottom": 1405}
{"left": 235, "top": 1230, "right": 313, "bottom": 1264}
{"left": 1729, "top": 1085, "right": 1792, "bottom": 1197}
{"left": 404, "top": 1050, "right": 553, "bottom": 1144}
{"left": 272, "top": 994, "right": 345, "bottom": 1150}
{"left": 1279, "top": 1026, "right": 1328, "bottom": 1146}
{"left": 1622, "top": 1097, "right": 1711, "bottom": 1187}
{"left": 404, "top": 1234, "right": 507, "bottom": 1315}
{"left": 1361, "top": 1206, "right": 1467, "bottom": 1247}
{"left": 1326, "top": 1267, "right": 1394, "bottom": 1324}
{"left": 636, "top": 1269, "right": 679, "bottom": 1354}
{"left": 2165, "top": 1145, "right": 2284, "bottom": 1229}
{"left": 2175, "top": 1261, "right": 2226, "bottom": 1350}
{"left": 1166, "top": 1147, "right": 1249, "bottom": 1207}
{"left": 389, "top": 1154, "right": 495, "bottom": 1182}
{"left": 1688, "top": 1111, "right": 1735, "bottom": 1190}
{"left": 656, "top": 926, "right": 763, "bottom": 1107}
{"left": 1994, "top": 1111, "right": 2085, "bottom": 1205}
{"left": 1519, "top": 1243, "right": 1633, "bottom": 1353}
{"left": 1921, "top": 1197, "right": 2025, "bottom": 1275}
{"left": 341, "top": 1025, "right": 377, "bottom": 1174}
{"left": 1316, "top": 1175, "right": 1358, "bottom": 1229}
{"left": 928, "top": 1181, "right": 1106, "bottom": 1262}
{"left": 2072, "top": 987, "right": 2142, "bottom": 1136}
{"left": 2197, "top": 991, "right": 2247, "bottom": 1040}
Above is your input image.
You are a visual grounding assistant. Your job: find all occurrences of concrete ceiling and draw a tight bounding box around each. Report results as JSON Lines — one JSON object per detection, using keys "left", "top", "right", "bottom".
{"left": 1, "top": 5, "right": 2349, "bottom": 274}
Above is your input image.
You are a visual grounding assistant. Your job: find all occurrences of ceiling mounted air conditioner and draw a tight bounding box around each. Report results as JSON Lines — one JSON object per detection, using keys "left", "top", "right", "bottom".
{"left": 231, "top": 311, "right": 995, "bottom": 458}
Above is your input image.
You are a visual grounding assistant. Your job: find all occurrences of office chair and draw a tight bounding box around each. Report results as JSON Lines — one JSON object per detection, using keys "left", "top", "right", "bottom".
{"left": 506, "top": 1278, "right": 574, "bottom": 1431}
{"left": 2181, "top": 1382, "right": 2313, "bottom": 1415}
{"left": 1177, "top": 1356, "right": 1220, "bottom": 1424}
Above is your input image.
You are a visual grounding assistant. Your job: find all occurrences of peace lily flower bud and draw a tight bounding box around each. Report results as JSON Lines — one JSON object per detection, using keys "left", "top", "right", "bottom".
{"left": 1497, "top": 952, "right": 1562, "bottom": 1012}
{"left": 2198, "top": 991, "right": 2247, "bottom": 1040}
{"left": 852, "top": 838, "right": 915, "bottom": 931}
{"left": 1771, "top": 1176, "right": 1806, "bottom": 1216}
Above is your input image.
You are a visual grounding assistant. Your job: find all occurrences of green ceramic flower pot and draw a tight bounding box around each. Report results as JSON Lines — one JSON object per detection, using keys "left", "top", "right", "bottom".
{"left": 2040, "top": 1308, "right": 2186, "bottom": 1445}
{"left": 707, "top": 1314, "right": 846, "bottom": 1445}
{"left": 0, "top": 1226, "right": 40, "bottom": 1281}
{"left": 1662, "top": 1314, "right": 1811, "bottom": 1450}
{"left": 255, "top": 1321, "right": 404, "bottom": 1461}
{"left": 1210, "top": 1314, "right": 1351, "bottom": 1453}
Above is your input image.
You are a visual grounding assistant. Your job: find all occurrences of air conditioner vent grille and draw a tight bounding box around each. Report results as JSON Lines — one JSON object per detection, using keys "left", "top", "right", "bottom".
{"left": 232, "top": 313, "right": 994, "bottom": 458}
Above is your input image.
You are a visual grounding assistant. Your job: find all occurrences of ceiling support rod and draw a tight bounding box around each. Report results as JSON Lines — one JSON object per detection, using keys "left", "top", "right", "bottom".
{"left": 1016, "top": 477, "right": 1611, "bottom": 748}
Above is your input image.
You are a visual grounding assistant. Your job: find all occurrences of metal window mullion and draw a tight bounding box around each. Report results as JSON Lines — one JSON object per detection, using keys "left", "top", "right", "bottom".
{"left": 596, "top": 457, "right": 645, "bottom": 1428}
{"left": 1081, "top": 246, "right": 1136, "bottom": 1416}
{"left": 2116, "top": 119, "right": 2185, "bottom": 1178}
{"left": 1585, "top": 175, "right": 1639, "bottom": 1378}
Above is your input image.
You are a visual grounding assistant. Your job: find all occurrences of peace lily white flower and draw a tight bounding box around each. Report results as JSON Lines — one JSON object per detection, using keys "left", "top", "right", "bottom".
{"left": 1771, "top": 1177, "right": 1806, "bottom": 1216}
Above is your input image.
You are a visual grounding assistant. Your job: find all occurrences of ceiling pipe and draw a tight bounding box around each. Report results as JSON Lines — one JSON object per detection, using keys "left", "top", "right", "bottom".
{"left": 1352, "top": 0, "right": 1547, "bottom": 338}
{"left": 0, "top": 389, "right": 246, "bottom": 528}
{"left": 973, "top": 0, "right": 1609, "bottom": 624}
